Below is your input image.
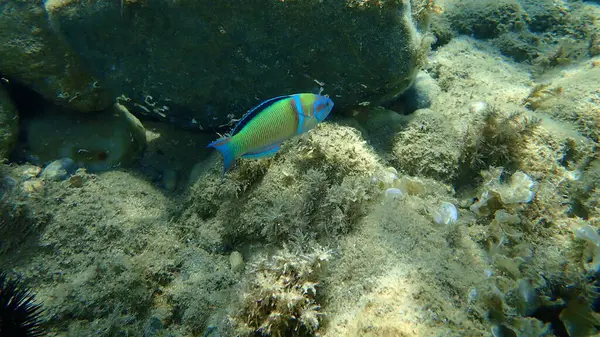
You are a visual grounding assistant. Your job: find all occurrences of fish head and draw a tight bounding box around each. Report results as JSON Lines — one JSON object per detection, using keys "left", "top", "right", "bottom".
{"left": 313, "top": 95, "right": 334, "bottom": 122}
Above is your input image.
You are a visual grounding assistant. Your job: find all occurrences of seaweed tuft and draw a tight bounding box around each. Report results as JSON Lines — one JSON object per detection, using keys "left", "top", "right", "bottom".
{"left": 229, "top": 246, "right": 331, "bottom": 337}
{"left": 457, "top": 106, "right": 541, "bottom": 186}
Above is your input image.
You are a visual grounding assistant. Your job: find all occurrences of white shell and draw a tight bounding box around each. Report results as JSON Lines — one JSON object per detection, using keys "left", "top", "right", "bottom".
{"left": 433, "top": 202, "right": 458, "bottom": 225}
{"left": 469, "top": 101, "right": 488, "bottom": 114}
{"left": 384, "top": 188, "right": 404, "bottom": 200}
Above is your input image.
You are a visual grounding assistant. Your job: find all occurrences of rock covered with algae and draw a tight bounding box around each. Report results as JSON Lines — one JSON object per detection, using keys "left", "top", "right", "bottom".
{"left": 0, "top": 1, "right": 113, "bottom": 112}
{"left": 183, "top": 122, "right": 383, "bottom": 249}
{"left": 44, "top": 0, "right": 424, "bottom": 129}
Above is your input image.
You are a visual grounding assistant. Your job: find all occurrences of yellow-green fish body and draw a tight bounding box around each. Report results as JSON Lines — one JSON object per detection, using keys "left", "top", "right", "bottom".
{"left": 208, "top": 93, "right": 334, "bottom": 173}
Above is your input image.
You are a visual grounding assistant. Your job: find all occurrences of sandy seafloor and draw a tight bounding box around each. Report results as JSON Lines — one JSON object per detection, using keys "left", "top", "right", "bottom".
{"left": 1, "top": 0, "right": 600, "bottom": 336}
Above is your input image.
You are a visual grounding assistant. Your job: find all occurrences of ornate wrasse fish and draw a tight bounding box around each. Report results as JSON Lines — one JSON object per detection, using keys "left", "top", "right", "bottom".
{"left": 207, "top": 93, "right": 334, "bottom": 174}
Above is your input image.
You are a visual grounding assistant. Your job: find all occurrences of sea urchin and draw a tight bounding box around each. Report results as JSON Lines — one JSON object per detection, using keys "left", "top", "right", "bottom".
{"left": 0, "top": 271, "right": 44, "bottom": 337}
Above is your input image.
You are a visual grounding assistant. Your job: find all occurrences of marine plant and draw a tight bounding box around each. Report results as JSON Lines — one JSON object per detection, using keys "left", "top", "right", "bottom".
{"left": 532, "top": 41, "right": 585, "bottom": 74}
{"left": 523, "top": 83, "right": 564, "bottom": 111}
{"left": 466, "top": 210, "right": 600, "bottom": 337}
{"left": 411, "top": 0, "right": 443, "bottom": 30}
{"left": 457, "top": 105, "right": 541, "bottom": 186}
{"left": 228, "top": 246, "right": 331, "bottom": 337}
{"left": 463, "top": 163, "right": 600, "bottom": 337}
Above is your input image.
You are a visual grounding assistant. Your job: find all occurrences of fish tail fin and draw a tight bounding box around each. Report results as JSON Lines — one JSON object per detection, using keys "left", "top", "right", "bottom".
{"left": 207, "top": 137, "right": 237, "bottom": 175}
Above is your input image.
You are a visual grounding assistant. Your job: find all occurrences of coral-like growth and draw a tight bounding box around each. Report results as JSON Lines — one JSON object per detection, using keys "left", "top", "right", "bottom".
{"left": 470, "top": 167, "right": 536, "bottom": 217}
{"left": 229, "top": 246, "right": 331, "bottom": 337}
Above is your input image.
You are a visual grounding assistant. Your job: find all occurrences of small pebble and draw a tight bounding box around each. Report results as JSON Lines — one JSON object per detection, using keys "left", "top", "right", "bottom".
{"left": 229, "top": 251, "right": 245, "bottom": 273}
{"left": 22, "top": 180, "right": 44, "bottom": 195}
{"left": 22, "top": 166, "right": 42, "bottom": 179}
{"left": 41, "top": 158, "right": 77, "bottom": 181}
{"left": 68, "top": 175, "right": 85, "bottom": 188}
{"left": 469, "top": 101, "right": 488, "bottom": 114}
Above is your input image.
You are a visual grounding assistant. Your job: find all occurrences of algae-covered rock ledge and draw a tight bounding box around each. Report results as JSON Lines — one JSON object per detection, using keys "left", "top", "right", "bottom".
{"left": 0, "top": 1, "right": 114, "bottom": 112}
{"left": 43, "top": 0, "right": 424, "bottom": 129}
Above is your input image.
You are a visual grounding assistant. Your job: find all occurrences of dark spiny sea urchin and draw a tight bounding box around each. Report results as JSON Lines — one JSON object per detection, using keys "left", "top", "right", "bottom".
{"left": 0, "top": 271, "right": 44, "bottom": 337}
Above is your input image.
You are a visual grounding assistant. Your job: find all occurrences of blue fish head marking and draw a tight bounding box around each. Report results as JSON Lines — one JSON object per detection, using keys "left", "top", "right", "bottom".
{"left": 314, "top": 95, "right": 334, "bottom": 122}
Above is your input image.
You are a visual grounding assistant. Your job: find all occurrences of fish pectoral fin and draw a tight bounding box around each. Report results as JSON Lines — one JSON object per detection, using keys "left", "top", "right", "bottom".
{"left": 241, "top": 144, "right": 282, "bottom": 159}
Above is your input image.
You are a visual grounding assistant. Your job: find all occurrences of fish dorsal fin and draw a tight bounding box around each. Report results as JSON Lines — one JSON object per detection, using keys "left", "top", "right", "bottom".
{"left": 231, "top": 95, "right": 291, "bottom": 136}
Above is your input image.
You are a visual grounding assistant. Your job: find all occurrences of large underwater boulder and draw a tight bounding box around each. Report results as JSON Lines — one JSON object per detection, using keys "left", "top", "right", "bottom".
{"left": 0, "top": 1, "right": 114, "bottom": 112}
{"left": 44, "top": 0, "right": 423, "bottom": 130}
